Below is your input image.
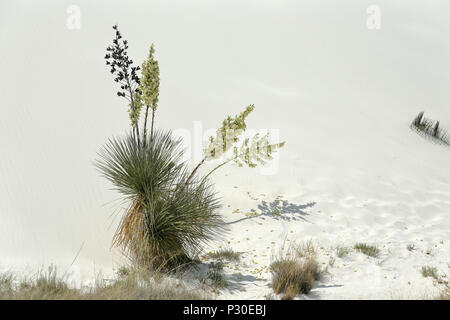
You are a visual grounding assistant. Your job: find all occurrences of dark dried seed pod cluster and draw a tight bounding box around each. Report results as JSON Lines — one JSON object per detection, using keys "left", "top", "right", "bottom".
{"left": 105, "top": 25, "right": 141, "bottom": 98}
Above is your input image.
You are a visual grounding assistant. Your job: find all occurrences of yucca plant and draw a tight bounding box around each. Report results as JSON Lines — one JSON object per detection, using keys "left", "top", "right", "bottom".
{"left": 98, "top": 25, "right": 285, "bottom": 269}
{"left": 97, "top": 129, "right": 223, "bottom": 267}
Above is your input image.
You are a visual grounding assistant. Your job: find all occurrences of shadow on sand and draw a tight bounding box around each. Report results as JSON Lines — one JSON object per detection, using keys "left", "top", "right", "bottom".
{"left": 189, "top": 261, "right": 267, "bottom": 296}
{"left": 223, "top": 272, "right": 267, "bottom": 294}
{"left": 226, "top": 199, "right": 316, "bottom": 225}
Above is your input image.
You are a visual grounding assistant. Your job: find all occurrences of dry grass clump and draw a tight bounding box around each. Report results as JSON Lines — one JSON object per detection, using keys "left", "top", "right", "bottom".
{"left": 0, "top": 266, "right": 207, "bottom": 300}
{"left": 270, "top": 241, "right": 323, "bottom": 299}
{"left": 439, "top": 285, "right": 450, "bottom": 300}
{"left": 87, "top": 267, "right": 207, "bottom": 300}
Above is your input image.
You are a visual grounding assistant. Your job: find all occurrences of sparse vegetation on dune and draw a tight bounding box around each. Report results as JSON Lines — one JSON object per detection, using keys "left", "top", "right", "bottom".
{"left": 0, "top": 267, "right": 207, "bottom": 300}
{"left": 0, "top": 23, "right": 287, "bottom": 301}
{"left": 295, "top": 240, "right": 317, "bottom": 258}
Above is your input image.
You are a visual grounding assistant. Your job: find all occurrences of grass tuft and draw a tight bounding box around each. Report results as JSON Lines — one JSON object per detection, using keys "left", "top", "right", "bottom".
{"left": 201, "top": 261, "right": 227, "bottom": 291}
{"left": 336, "top": 245, "right": 350, "bottom": 258}
{"left": 270, "top": 241, "right": 323, "bottom": 299}
{"left": 354, "top": 243, "right": 380, "bottom": 258}
{"left": 439, "top": 285, "right": 450, "bottom": 300}
{"left": 421, "top": 266, "right": 439, "bottom": 280}
{"left": 294, "top": 239, "right": 317, "bottom": 258}
{"left": 208, "top": 248, "right": 240, "bottom": 262}
{"left": 270, "top": 257, "right": 321, "bottom": 298}
{"left": 0, "top": 266, "right": 207, "bottom": 300}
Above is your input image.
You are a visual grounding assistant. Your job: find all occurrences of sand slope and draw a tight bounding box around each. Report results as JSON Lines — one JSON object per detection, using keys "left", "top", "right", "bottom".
{"left": 1, "top": 1, "right": 449, "bottom": 299}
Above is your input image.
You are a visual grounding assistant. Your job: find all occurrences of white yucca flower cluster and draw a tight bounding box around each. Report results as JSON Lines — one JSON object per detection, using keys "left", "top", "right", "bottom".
{"left": 203, "top": 104, "right": 285, "bottom": 171}
{"left": 233, "top": 133, "right": 286, "bottom": 168}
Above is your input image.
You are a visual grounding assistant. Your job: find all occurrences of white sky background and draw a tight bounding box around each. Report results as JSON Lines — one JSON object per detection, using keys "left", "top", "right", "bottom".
{"left": 0, "top": 0, "right": 449, "bottom": 273}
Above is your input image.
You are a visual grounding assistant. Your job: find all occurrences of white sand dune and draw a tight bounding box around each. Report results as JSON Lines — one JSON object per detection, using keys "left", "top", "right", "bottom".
{"left": 1, "top": 1, "right": 449, "bottom": 299}
{"left": 200, "top": 114, "right": 450, "bottom": 299}
{"left": 204, "top": 168, "right": 450, "bottom": 299}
